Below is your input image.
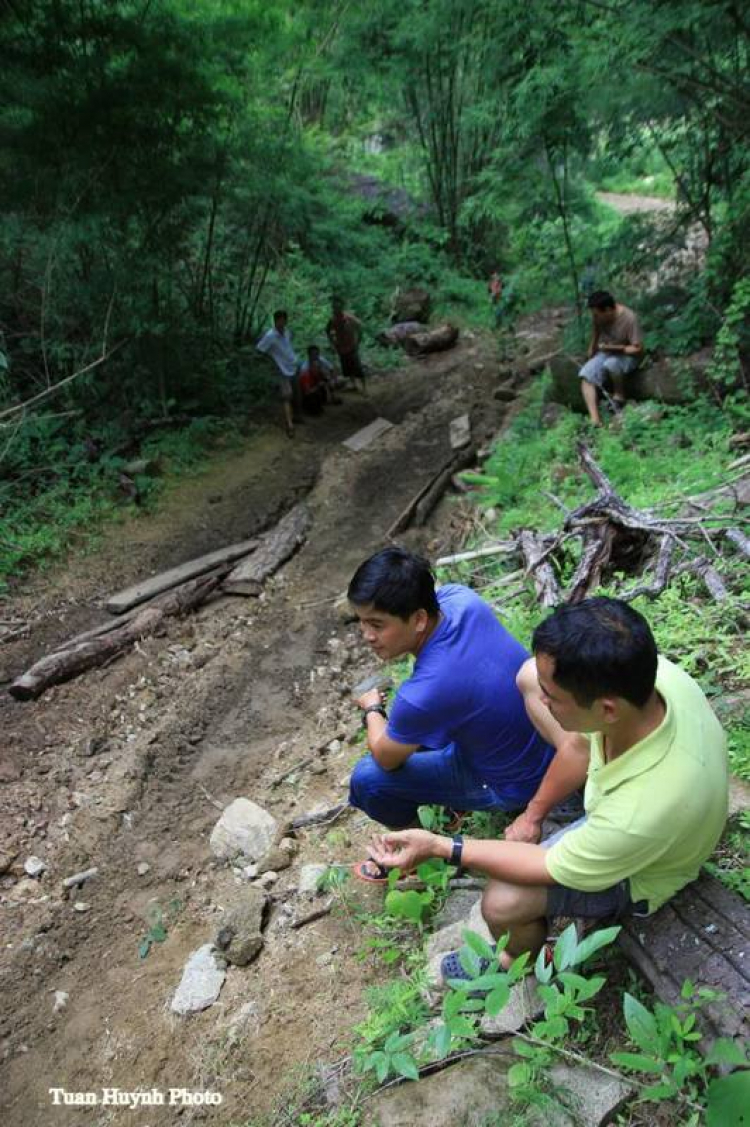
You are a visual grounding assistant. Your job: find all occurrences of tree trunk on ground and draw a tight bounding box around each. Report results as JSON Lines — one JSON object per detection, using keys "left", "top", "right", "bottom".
{"left": 9, "top": 571, "right": 226, "bottom": 702}
{"left": 223, "top": 503, "right": 311, "bottom": 596}
{"left": 402, "top": 323, "right": 459, "bottom": 356}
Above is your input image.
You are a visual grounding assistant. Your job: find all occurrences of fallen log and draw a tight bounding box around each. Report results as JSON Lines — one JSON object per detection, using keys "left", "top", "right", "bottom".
{"left": 106, "top": 537, "right": 259, "bottom": 614}
{"left": 566, "top": 523, "right": 616, "bottom": 603}
{"left": 435, "top": 542, "right": 517, "bottom": 567}
{"left": 223, "top": 503, "right": 311, "bottom": 596}
{"left": 402, "top": 323, "right": 459, "bottom": 357}
{"left": 9, "top": 569, "right": 226, "bottom": 701}
{"left": 386, "top": 448, "right": 475, "bottom": 539}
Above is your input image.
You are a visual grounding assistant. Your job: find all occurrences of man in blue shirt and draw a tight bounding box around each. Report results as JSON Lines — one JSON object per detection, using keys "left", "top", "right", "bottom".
{"left": 348, "top": 548, "right": 555, "bottom": 879}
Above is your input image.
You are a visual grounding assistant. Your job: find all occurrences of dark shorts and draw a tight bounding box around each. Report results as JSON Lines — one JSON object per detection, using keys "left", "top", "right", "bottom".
{"left": 543, "top": 818, "right": 649, "bottom": 921}
{"left": 339, "top": 350, "right": 364, "bottom": 382}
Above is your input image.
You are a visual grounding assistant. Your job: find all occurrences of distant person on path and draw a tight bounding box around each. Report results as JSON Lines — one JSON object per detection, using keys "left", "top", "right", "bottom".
{"left": 256, "top": 310, "right": 301, "bottom": 438}
{"left": 579, "top": 291, "right": 644, "bottom": 426}
{"left": 298, "top": 345, "right": 342, "bottom": 413}
{"left": 365, "top": 598, "right": 728, "bottom": 978}
{"left": 488, "top": 270, "right": 503, "bottom": 325}
{"left": 326, "top": 296, "right": 366, "bottom": 392}
{"left": 346, "top": 548, "right": 557, "bottom": 881}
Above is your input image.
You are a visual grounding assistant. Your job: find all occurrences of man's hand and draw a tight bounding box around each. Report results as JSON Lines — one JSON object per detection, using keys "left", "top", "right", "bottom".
{"left": 357, "top": 687, "right": 387, "bottom": 711}
{"left": 504, "top": 810, "right": 543, "bottom": 844}
{"left": 369, "top": 829, "right": 445, "bottom": 871}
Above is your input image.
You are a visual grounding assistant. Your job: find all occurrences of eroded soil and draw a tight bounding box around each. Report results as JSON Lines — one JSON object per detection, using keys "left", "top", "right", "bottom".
{"left": 0, "top": 314, "right": 566, "bottom": 1126}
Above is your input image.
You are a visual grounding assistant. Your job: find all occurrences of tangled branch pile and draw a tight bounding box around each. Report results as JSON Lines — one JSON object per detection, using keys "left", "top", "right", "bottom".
{"left": 439, "top": 444, "right": 749, "bottom": 609}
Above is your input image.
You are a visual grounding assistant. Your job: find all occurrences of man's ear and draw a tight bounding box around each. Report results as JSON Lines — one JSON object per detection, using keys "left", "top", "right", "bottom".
{"left": 413, "top": 609, "right": 429, "bottom": 634}
{"left": 600, "top": 696, "right": 620, "bottom": 723}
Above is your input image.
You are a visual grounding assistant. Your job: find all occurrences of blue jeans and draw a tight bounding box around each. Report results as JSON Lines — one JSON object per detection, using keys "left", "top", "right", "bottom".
{"left": 349, "top": 745, "right": 525, "bottom": 829}
{"left": 579, "top": 351, "right": 639, "bottom": 388}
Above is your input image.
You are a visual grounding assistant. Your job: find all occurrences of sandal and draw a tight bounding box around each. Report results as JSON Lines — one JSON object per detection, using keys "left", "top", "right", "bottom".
{"left": 440, "top": 950, "right": 492, "bottom": 988}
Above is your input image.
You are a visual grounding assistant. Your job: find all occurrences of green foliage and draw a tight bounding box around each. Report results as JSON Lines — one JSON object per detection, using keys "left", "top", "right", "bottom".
{"left": 611, "top": 981, "right": 749, "bottom": 1117}
{"left": 138, "top": 897, "right": 182, "bottom": 959}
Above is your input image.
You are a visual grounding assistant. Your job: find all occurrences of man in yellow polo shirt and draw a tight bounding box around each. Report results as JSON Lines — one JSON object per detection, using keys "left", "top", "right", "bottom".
{"left": 365, "top": 597, "right": 728, "bottom": 975}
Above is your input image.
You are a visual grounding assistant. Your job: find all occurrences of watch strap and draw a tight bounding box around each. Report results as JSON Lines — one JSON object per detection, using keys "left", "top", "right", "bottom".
{"left": 450, "top": 834, "right": 464, "bottom": 868}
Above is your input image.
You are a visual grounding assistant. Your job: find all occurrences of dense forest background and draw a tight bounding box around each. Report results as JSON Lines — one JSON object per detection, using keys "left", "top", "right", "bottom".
{"left": 1, "top": 0, "right": 748, "bottom": 580}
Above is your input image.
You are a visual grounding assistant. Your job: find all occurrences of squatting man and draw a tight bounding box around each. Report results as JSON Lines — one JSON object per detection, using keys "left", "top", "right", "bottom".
{"left": 348, "top": 555, "right": 727, "bottom": 976}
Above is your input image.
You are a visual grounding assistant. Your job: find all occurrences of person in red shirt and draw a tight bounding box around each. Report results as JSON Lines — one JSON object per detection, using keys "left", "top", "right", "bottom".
{"left": 326, "top": 296, "right": 366, "bottom": 392}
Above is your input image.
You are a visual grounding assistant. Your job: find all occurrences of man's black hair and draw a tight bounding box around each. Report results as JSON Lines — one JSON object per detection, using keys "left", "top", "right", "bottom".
{"left": 273, "top": 309, "right": 288, "bottom": 322}
{"left": 532, "top": 596, "right": 657, "bottom": 708}
{"left": 587, "top": 291, "right": 616, "bottom": 311}
{"left": 348, "top": 548, "right": 439, "bottom": 620}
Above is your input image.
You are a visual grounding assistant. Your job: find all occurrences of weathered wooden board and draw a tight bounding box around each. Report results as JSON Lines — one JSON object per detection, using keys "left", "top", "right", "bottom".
{"left": 106, "top": 537, "right": 259, "bottom": 614}
{"left": 619, "top": 874, "right": 749, "bottom": 1041}
{"left": 342, "top": 417, "right": 394, "bottom": 453}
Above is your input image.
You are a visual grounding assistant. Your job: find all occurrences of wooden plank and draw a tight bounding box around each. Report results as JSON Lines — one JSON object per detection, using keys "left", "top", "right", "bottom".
{"left": 619, "top": 875, "right": 749, "bottom": 1041}
{"left": 106, "top": 538, "right": 259, "bottom": 614}
{"left": 342, "top": 417, "right": 394, "bottom": 453}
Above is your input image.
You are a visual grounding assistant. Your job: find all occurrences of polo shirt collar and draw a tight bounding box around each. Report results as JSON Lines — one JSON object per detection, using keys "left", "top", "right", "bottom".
{"left": 592, "top": 693, "right": 674, "bottom": 793}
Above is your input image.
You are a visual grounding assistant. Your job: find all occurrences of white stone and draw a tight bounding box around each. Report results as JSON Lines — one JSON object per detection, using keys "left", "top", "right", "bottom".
{"left": 327, "top": 739, "right": 342, "bottom": 754}
{"left": 171, "top": 944, "right": 226, "bottom": 1015}
{"left": 24, "top": 856, "right": 47, "bottom": 878}
{"left": 298, "top": 864, "right": 329, "bottom": 896}
{"left": 209, "top": 798, "right": 278, "bottom": 863}
{"left": 136, "top": 862, "right": 150, "bottom": 876}
{"left": 73, "top": 901, "right": 90, "bottom": 912}
{"left": 256, "top": 870, "right": 278, "bottom": 889}
{"left": 52, "top": 990, "right": 69, "bottom": 1013}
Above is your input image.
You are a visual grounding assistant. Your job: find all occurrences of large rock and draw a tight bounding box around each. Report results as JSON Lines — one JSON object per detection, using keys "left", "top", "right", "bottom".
{"left": 215, "top": 889, "right": 268, "bottom": 966}
{"left": 171, "top": 945, "right": 226, "bottom": 1015}
{"left": 546, "top": 348, "right": 715, "bottom": 412}
{"left": 209, "top": 798, "right": 278, "bottom": 863}
{"left": 402, "top": 323, "right": 459, "bottom": 357}
{"left": 392, "top": 287, "right": 432, "bottom": 324}
{"left": 363, "top": 1051, "right": 631, "bottom": 1127}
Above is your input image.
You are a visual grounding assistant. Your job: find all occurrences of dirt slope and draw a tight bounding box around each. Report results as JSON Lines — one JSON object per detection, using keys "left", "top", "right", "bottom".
{"left": 0, "top": 314, "right": 563, "bottom": 1126}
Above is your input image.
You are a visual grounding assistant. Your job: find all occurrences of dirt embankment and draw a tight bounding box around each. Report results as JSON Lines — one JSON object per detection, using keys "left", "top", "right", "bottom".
{"left": 0, "top": 312, "right": 564, "bottom": 1127}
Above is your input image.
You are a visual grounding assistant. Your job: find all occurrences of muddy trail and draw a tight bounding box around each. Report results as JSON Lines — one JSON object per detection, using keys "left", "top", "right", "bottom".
{"left": 0, "top": 313, "right": 565, "bottom": 1126}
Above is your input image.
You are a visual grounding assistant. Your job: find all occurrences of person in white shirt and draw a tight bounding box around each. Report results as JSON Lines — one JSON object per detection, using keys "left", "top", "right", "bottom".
{"left": 256, "top": 310, "right": 301, "bottom": 437}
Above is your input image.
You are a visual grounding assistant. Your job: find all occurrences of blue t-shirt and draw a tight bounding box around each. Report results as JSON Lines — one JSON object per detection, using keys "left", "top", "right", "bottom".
{"left": 387, "top": 584, "right": 553, "bottom": 805}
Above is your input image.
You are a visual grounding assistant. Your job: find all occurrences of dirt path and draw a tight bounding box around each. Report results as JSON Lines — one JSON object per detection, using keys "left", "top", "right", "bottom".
{"left": 0, "top": 313, "right": 564, "bottom": 1126}
{"left": 596, "top": 190, "right": 674, "bottom": 214}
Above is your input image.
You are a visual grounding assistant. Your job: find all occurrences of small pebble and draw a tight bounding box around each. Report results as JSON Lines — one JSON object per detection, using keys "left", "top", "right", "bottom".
{"left": 24, "top": 856, "right": 47, "bottom": 878}
{"left": 73, "top": 901, "right": 90, "bottom": 913}
{"left": 136, "top": 862, "right": 150, "bottom": 876}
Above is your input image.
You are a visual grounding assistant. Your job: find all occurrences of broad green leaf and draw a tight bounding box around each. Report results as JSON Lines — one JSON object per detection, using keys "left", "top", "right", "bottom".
{"left": 149, "top": 922, "right": 167, "bottom": 943}
{"left": 462, "top": 929, "right": 496, "bottom": 962}
{"left": 706, "top": 1072, "right": 750, "bottom": 1127}
{"left": 447, "top": 1015, "right": 477, "bottom": 1038}
{"left": 507, "top": 950, "right": 530, "bottom": 983}
{"left": 392, "top": 1052, "right": 420, "bottom": 1081}
{"left": 138, "top": 938, "right": 151, "bottom": 959}
{"left": 432, "top": 1023, "right": 452, "bottom": 1059}
{"left": 535, "top": 947, "right": 553, "bottom": 983}
{"left": 641, "top": 1081, "right": 678, "bottom": 1100}
{"left": 485, "top": 982, "right": 511, "bottom": 1016}
{"left": 572, "top": 925, "right": 621, "bottom": 965}
{"left": 508, "top": 1062, "right": 532, "bottom": 1087}
{"left": 610, "top": 1051, "right": 664, "bottom": 1074}
{"left": 553, "top": 923, "right": 578, "bottom": 971}
{"left": 704, "top": 1038, "right": 749, "bottom": 1068}
{"left": 385, "top": 889, "right": 425, "bottom": 924}
{"left": 375, "top": 1055, "right": 389, "bottom": 1084}
{"left": 465, "top": 972, "right": 508, "bottom": 991}
{"left": 458, "top": 946, "right": 482, "bottom": 978}
{"left": 623, "top": 992, "right": 659, "bottom": 1053}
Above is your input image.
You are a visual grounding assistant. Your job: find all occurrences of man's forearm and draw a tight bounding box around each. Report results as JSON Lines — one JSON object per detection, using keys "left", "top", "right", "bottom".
{"left": 431, "top": 834, "right": 552, "bottom": 885}
{"left": 364, "top": 714, "right": 412, "bottom": 770}
{"left": 525, "top": 738, "right": 589, "bottom": 824}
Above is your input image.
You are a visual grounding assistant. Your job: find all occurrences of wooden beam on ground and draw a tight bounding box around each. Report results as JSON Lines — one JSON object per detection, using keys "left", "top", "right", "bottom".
{"left": 223, "top": 503, "right": 311, "bottom": 596}
{"left": 386, "top": 448, "right": 476, "bottom": 540}
{"left": 342, "top": 417, "right": 394, "bottom": 453}
{"left": 619, "top": 874, "right": 749, "bottom": 1042}
{"left": 106, "top": 537, "right": 259, "bottom": 614}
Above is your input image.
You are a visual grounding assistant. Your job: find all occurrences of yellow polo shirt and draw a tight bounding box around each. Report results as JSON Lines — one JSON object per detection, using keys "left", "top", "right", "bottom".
{"left": 546, "top": 658, "right": 728, "bottom": 913}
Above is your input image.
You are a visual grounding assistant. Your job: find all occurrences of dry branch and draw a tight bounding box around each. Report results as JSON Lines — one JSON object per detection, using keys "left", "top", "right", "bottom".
{"left": 519, "top": 531, "right": 560, "bottom": 607}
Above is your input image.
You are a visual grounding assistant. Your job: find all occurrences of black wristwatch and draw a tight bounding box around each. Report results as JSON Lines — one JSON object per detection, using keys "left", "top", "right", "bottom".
{"left": 361, "top": 704, "right": 387, "bottom": 728}
{"left": 450, "top": 834, "right": 464, "bottom": 868}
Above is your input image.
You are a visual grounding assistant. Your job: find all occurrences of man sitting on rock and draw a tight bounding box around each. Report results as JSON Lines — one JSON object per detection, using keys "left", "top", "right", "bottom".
{"left": 579, "top": 291, "right": 643, "bottom": 426}
{"left": 366, "top": 597, "right": 728, "bottom": 976}
{"left": 348, "top": 548, "right": 556, "bottom": 880}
